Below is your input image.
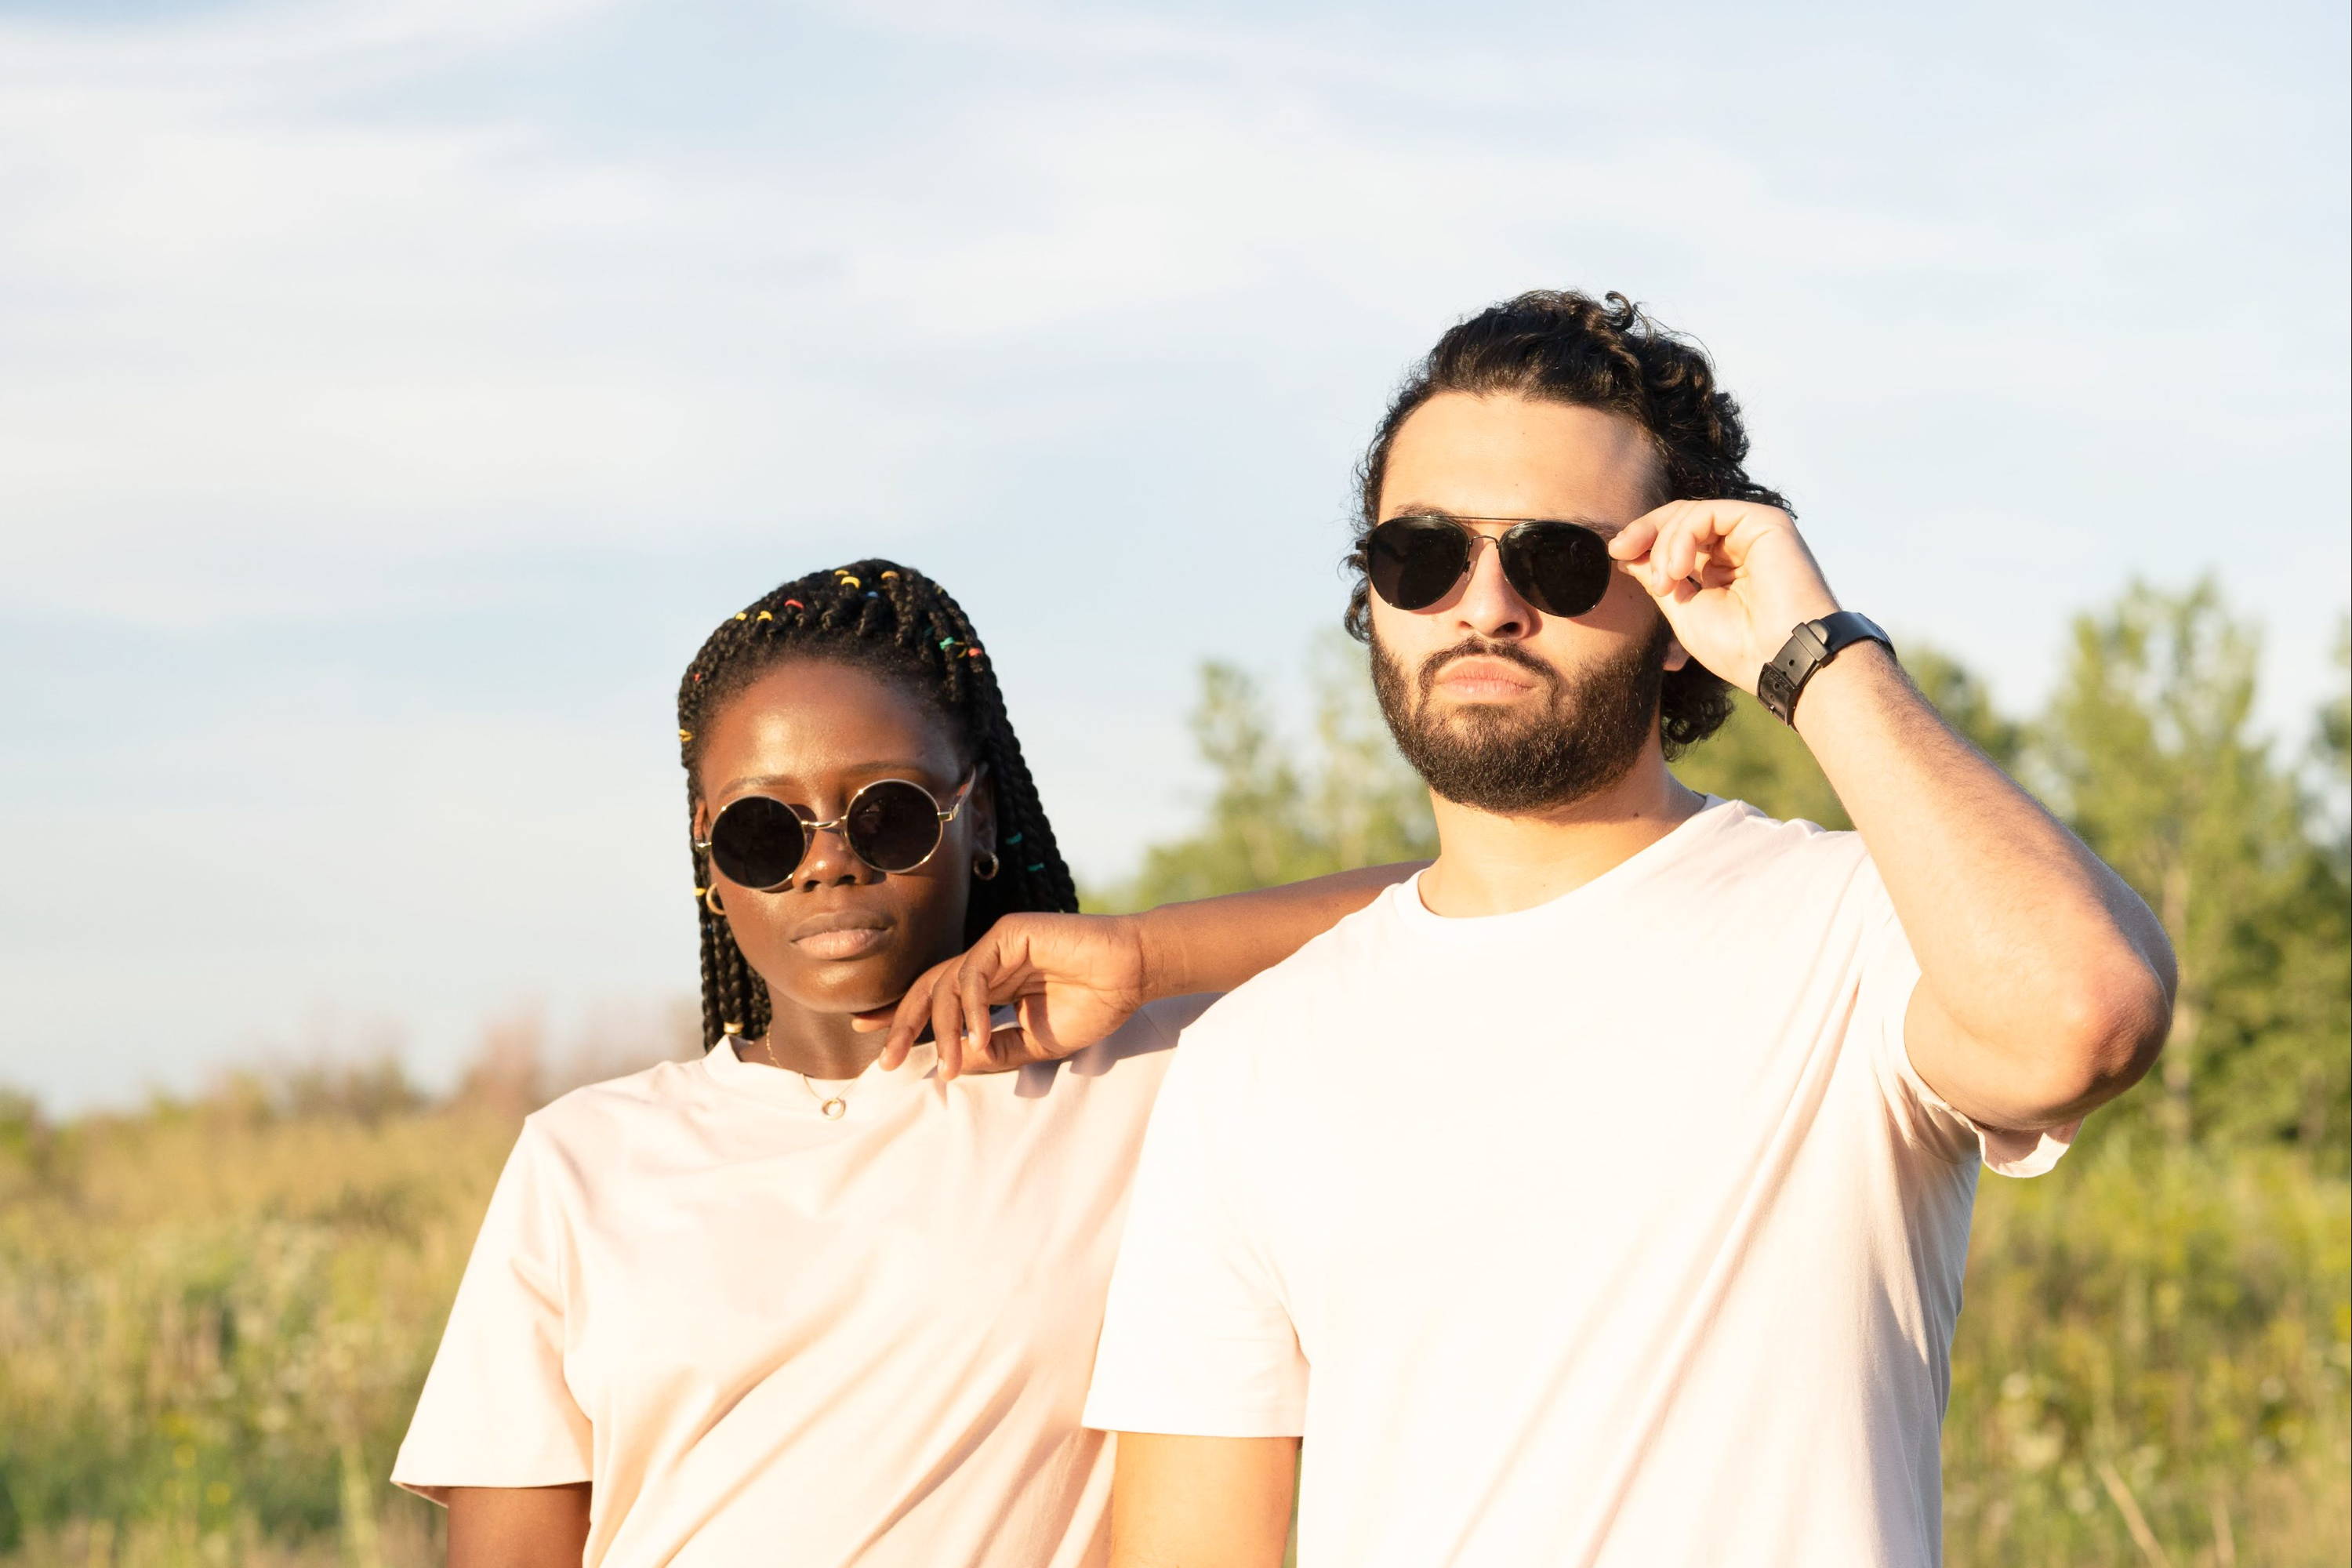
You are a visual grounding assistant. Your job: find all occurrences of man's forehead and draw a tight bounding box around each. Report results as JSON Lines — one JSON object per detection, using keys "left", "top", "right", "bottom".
{"left": 1381, "top": 393, "right": 1660, "bottom": 520}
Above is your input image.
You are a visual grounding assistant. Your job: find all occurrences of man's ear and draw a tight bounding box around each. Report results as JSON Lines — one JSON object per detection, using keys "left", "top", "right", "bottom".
{"left": 1663, "top": 634, "right": 1692, "bottom": 674}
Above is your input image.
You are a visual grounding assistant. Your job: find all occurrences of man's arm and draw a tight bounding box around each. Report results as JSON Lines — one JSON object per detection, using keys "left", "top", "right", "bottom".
{"left": 868, "top": 862, "right": 1423, "bottom": 1076}
{"left": 1616, "top": 499, "right": 2175, "bottom": 1132}
{"left": 1791, "top": 643, "right": 2174, "bottom": 1128}
{"left": 445, "top": 1484, "right": 591, "bottom": 1567}
{"left": 1112, "top": 1435, "right": 1298, "bottom": 1568}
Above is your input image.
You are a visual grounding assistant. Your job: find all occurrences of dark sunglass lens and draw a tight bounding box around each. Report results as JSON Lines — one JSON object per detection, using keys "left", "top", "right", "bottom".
{"left": 1367, "top": 517, "right": 1472, "bottom": 611}
{"left": 846, "top": 781, "right": 944, "bottom": 873}
{"left": 709, "top": 796, "right": 808, "bottom": 889}
{"left": 1502, "top": 522, "right": 1612, "bottom": 618}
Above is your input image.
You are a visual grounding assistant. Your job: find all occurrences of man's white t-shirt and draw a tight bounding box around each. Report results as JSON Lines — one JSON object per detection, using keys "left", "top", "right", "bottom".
{"left": 394, "top": 995, "right": 1210, "bottom": 1567}
{"left": 1083, "top": 800, "right": 2072, "bottom": 1568}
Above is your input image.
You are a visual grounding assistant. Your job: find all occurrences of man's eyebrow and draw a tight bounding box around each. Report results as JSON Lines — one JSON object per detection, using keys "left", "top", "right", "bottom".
{"left": 1384, "top": 503, "right": 1624, "bottom": 536}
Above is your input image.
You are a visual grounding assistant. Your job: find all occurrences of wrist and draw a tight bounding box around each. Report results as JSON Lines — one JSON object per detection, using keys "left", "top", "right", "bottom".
{"left": 1788, "top": 638, "right": 1900, "bottom": 741}
{"left": 1112, "top": 910, "right": 1174, "bottom": 1002}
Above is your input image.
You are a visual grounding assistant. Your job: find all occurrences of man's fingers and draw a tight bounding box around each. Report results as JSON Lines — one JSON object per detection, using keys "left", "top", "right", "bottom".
{"left": 1608, "top": 516, "right": 1661, "bottom": 561}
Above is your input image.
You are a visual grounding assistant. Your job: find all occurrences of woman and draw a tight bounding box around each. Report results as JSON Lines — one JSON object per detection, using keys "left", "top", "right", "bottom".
{"left": 392, "top": 561, "right": 1407, "bottom": 1565}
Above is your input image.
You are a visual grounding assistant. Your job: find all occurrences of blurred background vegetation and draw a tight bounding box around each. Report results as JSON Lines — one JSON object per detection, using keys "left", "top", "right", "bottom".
{"left": 1, "top": 577, "right": 2343, "bottom": 1566}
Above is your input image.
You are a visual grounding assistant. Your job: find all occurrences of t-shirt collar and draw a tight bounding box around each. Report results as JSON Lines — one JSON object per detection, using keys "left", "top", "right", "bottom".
{"left": 700, "top": 1031, "right": 942, "bottom": 1114}
{"left": 1390, "top": 794, "right": 1748, "bottom": 937}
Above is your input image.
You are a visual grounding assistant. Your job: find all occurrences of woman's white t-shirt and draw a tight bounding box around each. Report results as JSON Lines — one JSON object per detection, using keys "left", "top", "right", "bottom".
{"left": 393, "top": 995, "right": 1207, "bottom": 1567}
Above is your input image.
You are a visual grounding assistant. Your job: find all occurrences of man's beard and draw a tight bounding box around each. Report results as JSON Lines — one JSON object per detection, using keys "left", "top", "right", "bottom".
{"left": 1370, "top": 619, "right": 1669, "bottom": 815}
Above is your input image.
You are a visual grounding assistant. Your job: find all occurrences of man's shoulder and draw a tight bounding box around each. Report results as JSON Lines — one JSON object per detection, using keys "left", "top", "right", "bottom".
{"left": 1696, "top": 797, "right": 1876, "bottom": 883}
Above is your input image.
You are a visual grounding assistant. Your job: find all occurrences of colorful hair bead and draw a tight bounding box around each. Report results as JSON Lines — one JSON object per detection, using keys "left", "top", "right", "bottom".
{"left": 677, "top": 728, "right": 693, "bottom": 743}
{"left": 784, "top": 599, "right": 804, "bottom": 610}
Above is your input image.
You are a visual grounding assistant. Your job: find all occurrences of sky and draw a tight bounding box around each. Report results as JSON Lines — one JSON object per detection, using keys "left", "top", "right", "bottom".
{"left": 2, "top": 0, "right": 2346, "bottom": 1112}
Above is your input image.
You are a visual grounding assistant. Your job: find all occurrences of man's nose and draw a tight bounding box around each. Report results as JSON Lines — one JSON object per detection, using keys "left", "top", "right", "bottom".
{"left": 1451, "top": 534, "right": 1534, "bottom": 640}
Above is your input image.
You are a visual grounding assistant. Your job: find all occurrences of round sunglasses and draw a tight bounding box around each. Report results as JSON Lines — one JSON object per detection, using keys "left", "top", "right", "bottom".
{"left": 1365, "top": 513, "right": 1613, "bottom": 619}
{"left": 699, "top": 775, "right": 975, "bottom": 891}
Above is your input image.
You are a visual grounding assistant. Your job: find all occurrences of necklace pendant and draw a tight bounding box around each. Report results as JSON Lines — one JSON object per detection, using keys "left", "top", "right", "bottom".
{"left": 819, "top": 1097, "right": 848, "bottom": 1120}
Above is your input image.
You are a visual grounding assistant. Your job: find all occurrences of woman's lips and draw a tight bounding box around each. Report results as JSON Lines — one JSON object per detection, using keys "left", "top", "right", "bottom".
{"left": 788, "top": 910, "right": 893, "bottom": 961}
{"left": 797, "top": 927, "right": 890, "bottom": 960}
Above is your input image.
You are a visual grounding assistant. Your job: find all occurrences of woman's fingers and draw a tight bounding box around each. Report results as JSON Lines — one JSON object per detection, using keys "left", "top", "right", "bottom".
{"left": 873, "top": 962, "right": 943, "bottom": 1069}
{"left": 930, "top": 960, "right": 969, "bottom": 1079}
{"left": 956, "top": 946, "right": 1007, "bottom": 1076}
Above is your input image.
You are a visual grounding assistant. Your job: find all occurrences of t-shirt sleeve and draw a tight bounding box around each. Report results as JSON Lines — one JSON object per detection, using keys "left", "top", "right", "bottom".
{"left": 1850, "top": 856, "right": 2078, "bottom": 1179}
{"left": 392, "top": 1122, "right": 593, "bottom": 1502}
{"left": 1081, "top": 1025, "right": 1307, "bottom": 1437}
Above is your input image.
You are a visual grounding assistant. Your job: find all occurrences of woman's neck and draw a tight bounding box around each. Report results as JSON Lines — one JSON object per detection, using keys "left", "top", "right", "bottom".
{"left": 753, "top": 1002, "right": 887, "bottom": 1080}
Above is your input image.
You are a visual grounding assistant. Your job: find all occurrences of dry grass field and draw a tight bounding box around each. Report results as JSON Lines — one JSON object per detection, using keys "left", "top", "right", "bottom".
{"left": 0, "top": 1068, "right": 2343, "bottom": 1568}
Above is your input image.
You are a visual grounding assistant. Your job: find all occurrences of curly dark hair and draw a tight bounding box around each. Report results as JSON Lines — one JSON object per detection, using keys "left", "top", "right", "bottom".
{"left": 675, "top": 560, "right": 1078, "bottom": 1048}
{"left": 1345, "top": 289, "right": 1791, "bottom": 757}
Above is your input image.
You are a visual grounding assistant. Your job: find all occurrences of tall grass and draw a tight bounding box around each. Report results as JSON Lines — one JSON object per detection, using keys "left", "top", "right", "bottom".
{"left": 1, "top": 1085, "right": 2343, "bottom": 1566}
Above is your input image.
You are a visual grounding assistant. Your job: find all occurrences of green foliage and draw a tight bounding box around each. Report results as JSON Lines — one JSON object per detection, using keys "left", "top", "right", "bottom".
{"left": 1, "top": 582, "right": 2342, "bottom": 1567}
{"left": 2036, "top": 579, "right": 2350, "bottom": 1156}
{"left": 1944, "top": 1131, "right": 2350, "bottom": 1566}
{"left": 1107, "top": 634, "right": 1435, "bottom": 912}
{"left": 1668, "top": 643, "right": 2028, "bottom": 831}
{"left": 0, "top": 1096, "right": 501, "bottom": 1566}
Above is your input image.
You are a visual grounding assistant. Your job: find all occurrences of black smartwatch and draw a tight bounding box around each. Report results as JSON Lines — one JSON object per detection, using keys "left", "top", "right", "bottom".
{"left": 1755, "top": 612, "right": 1894, "bottom": 725}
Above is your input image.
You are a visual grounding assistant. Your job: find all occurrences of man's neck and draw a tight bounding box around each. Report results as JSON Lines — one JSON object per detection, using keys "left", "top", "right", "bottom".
{"left": 1416, "top": 750, "right": 1706, "bottom": 919}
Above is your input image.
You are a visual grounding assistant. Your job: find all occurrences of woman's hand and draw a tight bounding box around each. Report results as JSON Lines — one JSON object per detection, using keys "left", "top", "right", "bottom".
{"left": 855, "top": 912, "right": 1151, "bottom": 1080}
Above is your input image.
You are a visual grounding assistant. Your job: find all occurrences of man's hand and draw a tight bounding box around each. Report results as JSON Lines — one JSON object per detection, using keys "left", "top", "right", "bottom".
{"left": 1609, "top": 499, "right": 1842, "bottom": 693}
{"left": 853, "top": 912, "right": 1152, "bottom": 1080}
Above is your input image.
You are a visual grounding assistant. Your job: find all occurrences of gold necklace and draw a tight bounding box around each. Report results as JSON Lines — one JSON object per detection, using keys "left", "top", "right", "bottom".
{"left": 756, "top": 1036, "right": 851, "bottom": 1120}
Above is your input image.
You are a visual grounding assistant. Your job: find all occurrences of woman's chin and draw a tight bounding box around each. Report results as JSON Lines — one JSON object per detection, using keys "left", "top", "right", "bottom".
{"left": 770, "top": 956, "right": 924, "bottom": 1021}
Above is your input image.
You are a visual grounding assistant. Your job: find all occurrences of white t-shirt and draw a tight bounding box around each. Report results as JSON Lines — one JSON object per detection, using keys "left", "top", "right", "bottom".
{"left": 394, "top": 995, "right": 1210, "bottom": 1567}
{"left": 1083, "top": 800, "right": 2073, "bottom": 1568}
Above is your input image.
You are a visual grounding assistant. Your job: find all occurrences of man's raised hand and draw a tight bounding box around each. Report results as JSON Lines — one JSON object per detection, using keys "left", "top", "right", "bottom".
{"left": 1607, "top": 499, "right": 1843, "bottom": 693}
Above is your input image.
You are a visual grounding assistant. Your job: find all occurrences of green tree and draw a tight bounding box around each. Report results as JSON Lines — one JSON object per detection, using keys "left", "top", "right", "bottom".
{"left": 2035, "top": 579, "right": 2339, "bottom": 1152}
{"left": 1111, "top": 636, "right": 1436, "bottom": 909}
{"left": 1668, "top": 642, "right": 2024, "bottom": 829}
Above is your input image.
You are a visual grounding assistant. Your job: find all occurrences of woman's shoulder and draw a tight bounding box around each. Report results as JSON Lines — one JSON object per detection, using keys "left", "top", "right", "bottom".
{"left": 521, "top": 1056, "right": 713, "bottom": 1157}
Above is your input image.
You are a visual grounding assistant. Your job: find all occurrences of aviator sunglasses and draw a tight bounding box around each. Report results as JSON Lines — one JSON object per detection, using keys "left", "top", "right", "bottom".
{"left": 1366, "top": 513, "right": 1614, "bottom": 619}
{"left": 699, "top": 775, "right": 976, "bottom": 890}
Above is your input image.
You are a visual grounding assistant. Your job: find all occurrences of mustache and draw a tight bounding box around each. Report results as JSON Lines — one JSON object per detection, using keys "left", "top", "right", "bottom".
{"left": 1417, "top": 637, "right": 1561, "bottom": 702}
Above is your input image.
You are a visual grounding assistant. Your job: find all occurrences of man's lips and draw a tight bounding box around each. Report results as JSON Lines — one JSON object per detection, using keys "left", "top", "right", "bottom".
{"left": 788, "top": 909, "right": 893, "bottom": 960}
{"left": 1430, "top": 655, "right": 1546, "bottom": 701}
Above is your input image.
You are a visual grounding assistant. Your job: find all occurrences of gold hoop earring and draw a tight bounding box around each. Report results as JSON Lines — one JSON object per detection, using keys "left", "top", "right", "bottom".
{"left": 972, "top": 850, "right": 1000, "bottom": 881}
{"left": 702, "top": 884, "right": 728, "bottom": 916}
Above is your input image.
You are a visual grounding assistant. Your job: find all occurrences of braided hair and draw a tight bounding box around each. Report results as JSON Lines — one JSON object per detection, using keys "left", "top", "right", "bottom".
{"left": 675, "top": 560, "right": 1079, "bottom": 1048}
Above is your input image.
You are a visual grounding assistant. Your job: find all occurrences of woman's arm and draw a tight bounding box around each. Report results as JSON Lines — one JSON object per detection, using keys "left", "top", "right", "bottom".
{"left": 866, "top": 862, "right": 1423, "bottom": 1077}
{"left": 446, "top": 1485, "right": 591, "bottom": 1567}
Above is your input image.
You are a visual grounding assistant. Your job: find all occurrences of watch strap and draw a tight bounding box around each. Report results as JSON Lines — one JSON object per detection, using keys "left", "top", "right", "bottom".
{"left": 1755, "top": 612, "right": 1893, "bottom": 725}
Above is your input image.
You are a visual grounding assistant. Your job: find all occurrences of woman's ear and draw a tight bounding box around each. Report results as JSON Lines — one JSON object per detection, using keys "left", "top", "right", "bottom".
{"left": 691, "top": 798, "right": 711, "bottom": 841}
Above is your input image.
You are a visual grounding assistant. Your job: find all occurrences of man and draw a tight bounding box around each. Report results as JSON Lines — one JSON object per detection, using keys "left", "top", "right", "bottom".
{"left": 1078, "top": 290, "right": 2175, "bottom": 1566}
